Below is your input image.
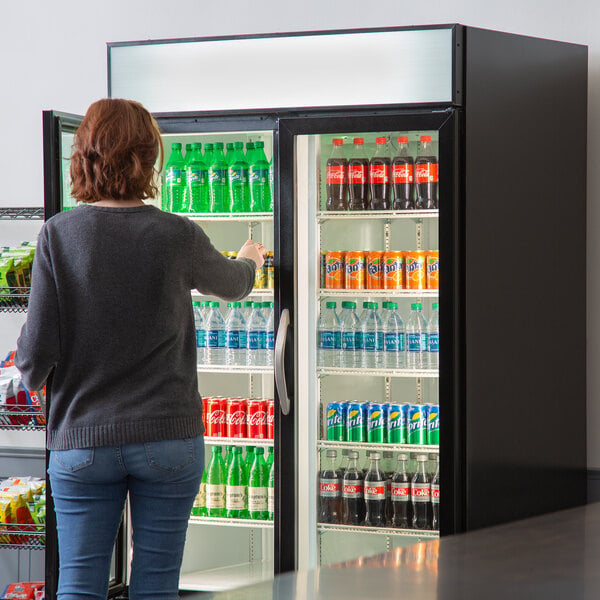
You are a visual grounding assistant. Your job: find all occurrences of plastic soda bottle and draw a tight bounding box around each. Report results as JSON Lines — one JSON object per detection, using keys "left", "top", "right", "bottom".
{"left": 364, "top": 451, "right": 387, "bottom": 527}
{"left": 415, "top": 135, "right": 438, "bottom": 209}
{"left": 206, "top": 446, "right": 226, "bottom": 518}
{"left": 384, "top": 301, "right": 405, "bottom": 369}
{"left": 225, "top": 142, "right": 235, "bottom": 166}
{"left": 318, "top": 449, "right": 342, "bottom": 524}
{"left": 206, "top": 301, "right": 226, "bottom": 365}
{"left": 192, "top": 468, "right": 207, "bottom": 516}
{"left": 249, "top": 141, "right": 272, "bottom": 212}
{"left": 348, "top": 137, "right": 368, "bottom": 211}
{"left": 225, "top": 302, "right": 247, "bottom": 366}
{"left": 203, "top": 143, "right": 214, "bottom": 167}
{"left": 186, "top": 143, "right": 209, "bottom": 213}
{"left": 317, "top": 301, "right": 341, "bottom": 368}
{"left": 406, "top": 303, "right": 428, "bottom": 370}
{"left": 391, "top": 453, "right": 412, "bottom": 528}
{"left": 245, "top": 446, "right": 256, "bottom": 474}
{"left": 369, "top": 137, "right": 391, "bottom": 210}
{"left": 266, "top": 446, "right": 274, "bottom": 471}
{"left": 392, "top": 136, "right": 415, "bottom": 210}
{"left": 164, "top": 142, "right": 186, "bottom": 212}
{"left": 228, "top": 142, "right": 250, "bottom": 213}
{"left": 412, "top": 454, "right": 432, "bottom": 529}
{"left": 226, "top": 446, "right": 248, "bottom": 519}
{"left": 431, "top": 454, "right": 440, "bottom": 530}
{"left": 242, "top": 300, "right": 254, "bottom": 322}
{"left": 339, "top": 301, "right": 361, "bottom": 368}
{"left": 208, "top": 142, "right": 228, "bottom": 213}
{"left": 248, "top": 447, "right": 269, "bottom": 519}
{"left": 193, "top": 301, "right": 207, "bottom": 365}
{"left": 268, "top": 456, "right": 275, "bottom": 521}
{"left": 245, "top": 141, "right": 255, "bottom": 165}
{"left": 342, "top": 450, "right": 365, "bottom": 525}
{"left": 326, "top": 138, "right": 348, "bottom": 211}
{"left": 246, "top": 302, "right": 267, "bottom": 366}
{"left": 360, "top": 302, "right": 383, "bottom": 369}
{"left": 428, "top": 302, "right": 440, "bottom": 370}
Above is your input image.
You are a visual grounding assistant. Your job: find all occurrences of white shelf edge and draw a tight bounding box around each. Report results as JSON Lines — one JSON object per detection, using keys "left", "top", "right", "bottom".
{"left": 189, "top": 516, "right": 273, "bottom": 529}
{"left": 192, "top": 289, "right": 274, "bottom": 298}
{"left": 183, "top": 212, "right": 273, "bottom": 223}
{"left": 317, "top": 523, "right": 439, "bottom": 538}
{"left": 197, "top": 365, "right": 274, "bottom": 375}
{"left": 317, "top": 210, "right": 438, "bottom": 221}
{"left": 319, "top": 289, "right": 438, "bottom": 298}
{"left": 317, "top": 367, "right": 438, "bottom": 378}
{"left": 204, "top": 436, "right": 274, "bottom": 447}
{"left": 317, "top": 440, "right": 438, "bottom": 454}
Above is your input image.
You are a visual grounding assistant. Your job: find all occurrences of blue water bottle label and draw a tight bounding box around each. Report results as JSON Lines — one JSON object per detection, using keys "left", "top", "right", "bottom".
{"left": 334, "top": 331, "right": 341, "bottom": 350}
{"left": 196, "top": 330, "right": 206, "bottom": 349}
{"left": 363, "top": 332, "right": 376, "bottom": 352}
{"left": 319, "top": 331, "right": 336, "bottom": 350}
{"left": 208, "top": 330, "right": 219, "bottom": 349}
{"left": 227, "top": 330, "right": 241, "bottom": 349}
{"left": 429, "top": 333, "right": 439, "bottom": 353}
{"left": 376, "top": 332, "right": 383, "bottom": 351}
{"left": 239, "top": 330, "right": 247, "bottom": 349}
{"left": 218, "top": 330, "right": 226, "bottom": 348}
{"left": 384, "top": 332, "right": 400, "bottom": 353}
{"left": 259, "top": 330, "right": 267, "bottom": 350}
{"left": 342, "top": 331, "right": 356, "bottom": 351}
{"left": 248, "top": 330, "right": 262, "bottom": 350}
{"left": 355, "top": 331, "right": 364, "bottom": 351}
{"left": 267, "top": 331, "right": 274, "bottom": 350}
{"left": 407, "top": 333, "right": 424, "bottom": 353}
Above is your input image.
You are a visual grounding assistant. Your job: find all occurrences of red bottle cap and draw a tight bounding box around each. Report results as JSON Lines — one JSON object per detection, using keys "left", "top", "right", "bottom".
{"left": 333, "top": 138, "right": 344, "bottom": 146}
{"left": 397, "top": 136, "right": 409, "bottom": 143}
{"left": 353, "top": 138, "right": 364, "bottom": 145}
{"left": 420, "top": 135, "right": 432, "bottom": 143}
{"left": 375, "top": 137, "right": 387, "bottom": 144}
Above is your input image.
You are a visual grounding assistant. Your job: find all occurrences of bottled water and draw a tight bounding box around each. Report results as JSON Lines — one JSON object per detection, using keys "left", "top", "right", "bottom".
{"left": 317, "top": 301, "right": 341, "bottom": 368}
{"left": 242, "top": 300, "right": 254, "bottom": 321}
{"left": 383, "top": 301, "right": 405, "bottom": 370}
{"left": 428, "top": 302, "right": 439, "bottom": 370}
{"left": 247, "top": 302, "right": 267, "bottom": 366}
{"left": 193, "top": 301, "right": 207, "bottom": 365}
{"left": 225, "top": 302, "right": 247, "bottom": 366}
{"left": 405, "top": 302, "right": 428, "bottom": 370}
{"left": 360, "top": 302, "right": 383, "bottom": 369}
{"left": 339, "top": 301, "right": 361, "bottom": 369}
{"left": 263, "top": 301, "right": 275, "bottom": 367}
{"left": 206, "top": 301, "right": 226, "bottom": 365}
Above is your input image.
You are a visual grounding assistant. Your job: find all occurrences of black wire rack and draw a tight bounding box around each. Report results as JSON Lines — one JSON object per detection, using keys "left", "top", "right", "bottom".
{"left": 0, "top": 287, "right": 30, "bottom": 313}
{"left": 0, "top": 405, "right": 46, "bottom": 431}
{"left": 0, "top": 524, "right": 45, "bottom": 550}
{"left": 0, "top": 208, "right": 44, "bottom": 220}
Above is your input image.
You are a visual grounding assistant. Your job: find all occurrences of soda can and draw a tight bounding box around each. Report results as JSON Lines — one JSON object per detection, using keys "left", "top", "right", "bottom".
{"left": 254, "top": 263, "right": 267, "bottom": 289}
{"left": 408, "top": 404, "right": 429, "bottom": 445}
{"left": 267, "top": 398, "right": 275, "bottom": 440}
{"left": 386, "top": 403, "right": 409, "bottom": 444}
{"left": 405, "top": 251, "right": 427, "bottom": 290}
{"left": 366, "top": 403, "right": 387, "bottom": 443}
{"left": 326, "top": 402, "right": 346, "bottom": 441}
{"left": 345, "top": 402, "right": 367, "bottom": 442}
{"left": 226, "top": 397, "right": 247, "bottom": 438}
{"left": 204, "top": 396, "right": 226, "bottom": 437}
{"left": 383, "top": 251, "right": 404, "bottom": 289}
{"left": 426, "top": 250, "right": 439, "bottom": 290}
{"left": 325, "top": 251, "right": 345, "bottom": 289}
{"left": 344, "top": 251, "right": 365, "bottom": 289}
{"left": 366, "top": 251, "right": 384, "bottom": 290}
{"left": 320, "top": 251, "right": 327, "bottom": 288}
{"left": 427, "top": 404, "right": 440, "bottom": 445}
{"left": 246, "top": 398, "right": 267, "bottom": 439}
{"left": 266, "top": 252, "right": 275, "bottom": 289}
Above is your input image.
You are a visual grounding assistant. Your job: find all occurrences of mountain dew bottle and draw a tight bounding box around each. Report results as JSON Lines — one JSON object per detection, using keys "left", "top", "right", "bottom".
{"left": 209, "top": 142, "right": 229, "bottom": 213}
{"left": 164, "top": 143, "right": 186, "bottom": 212}
{"left": 186, "top": 143, "right": 209, "bottom": 212}
{"left": 228, "top": 142, "right": 250, "bottom": 213}
{"left": 249, "top": 141, "right": 272, "bottom": 212}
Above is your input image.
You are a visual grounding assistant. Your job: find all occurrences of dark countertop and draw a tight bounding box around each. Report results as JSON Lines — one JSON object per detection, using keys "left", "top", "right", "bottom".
{"left": 183, "top": 502, "right": 600, "bottom": 599}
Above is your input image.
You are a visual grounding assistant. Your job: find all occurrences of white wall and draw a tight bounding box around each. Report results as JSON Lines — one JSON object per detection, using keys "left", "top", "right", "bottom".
{"left": 1, "top": 0, "right": 598, "bottom": 466}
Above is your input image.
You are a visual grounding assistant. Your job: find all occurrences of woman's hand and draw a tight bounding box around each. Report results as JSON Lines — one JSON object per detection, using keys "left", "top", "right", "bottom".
{"left": 237, "top": 239, "right": 267, "bottom": 268}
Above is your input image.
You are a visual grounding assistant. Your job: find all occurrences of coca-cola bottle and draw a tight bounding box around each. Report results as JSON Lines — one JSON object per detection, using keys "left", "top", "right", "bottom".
{"left": 431, "top": 454, "right": 440, "bottom": 530}
{"left": 391, "top": 453, "right": 412, "bottom": 528}
{"left": 342, "top": 450, "right": 365, "bottom": 525}
{"left": 415, "top": 135, "right": 438, "bottom": 209}
{"left": 319, "top": 449, "right": 342, "bottom": 524}
{"left": 382, "top": 451, "right": 394, "bottom": 525}
{"left": 326, "top": 138, "right": 348, "bottom": 211}
{"left": 392, "top": 135, "right": 414, "bottom": 210}
{"left": 348, "top": 137, "right": 368, "bottom": 211}
{"left": 364, "top": 451, "right": 387, "bottom": 527}
{"left": 369, "top": 137, "right": 391, "bottom": 210}
{"left": 411, "top": 454, "right": 432, "bottom": 529}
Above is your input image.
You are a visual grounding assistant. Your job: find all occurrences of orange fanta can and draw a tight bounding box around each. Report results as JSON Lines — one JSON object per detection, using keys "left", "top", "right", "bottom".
{"left": 325, "top": 251, "right": 345, "bottom": 289}
{"left": 426, "top": 250, "right": 439, "bottom": 289}
{"left": 344, "top": 251, "right": 365, "bottom": 289}
{"left": 405, "top": 251, "right": 426, "bottom": 289}
{"left": 383, "top": 251, "right": 404, "bottom": 289}
{"left": 366, "top": 251, "right": 384, "bottom": 289}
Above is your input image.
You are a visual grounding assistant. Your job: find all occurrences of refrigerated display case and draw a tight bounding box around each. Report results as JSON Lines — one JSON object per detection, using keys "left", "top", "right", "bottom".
{"left": 41, "top": 24, "right": 587, "bottom": 599}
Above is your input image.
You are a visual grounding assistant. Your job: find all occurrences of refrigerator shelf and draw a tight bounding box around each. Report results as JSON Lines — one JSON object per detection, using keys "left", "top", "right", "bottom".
{"left": 319, "top": 289, "right": 438, "bottom": 299}
{"left": 317, "top": 209, "right": 438, "bottom": 222}
{"left": 317, "top": 523, "right": 439, "bottom": 538}
{"left": 0, "top": 407, "right": 46, "bottom": 430}
{"left": 0, "top": 525, "right": 45, "bottom": 550}
{"left": 192, "top": 289, "right": 274, "bottom": 299}
{"left": 184, "top": 212, "right": 273, "bottom": 223}
{"left": 189, "top": 516, "right": 273, "bottom": 529}
{"left": 179, "top": 560, "right": 274, "bottom": 592}
{"left": 204, "top": 436, "right": 274, "bottom": 448}
{"left": 197, "top": 365, "right": 273, "bottom": 375}
{"left": 317, "top": 440, "right": 438, "bottom": 454}
{"left": 317, "top": 367, "right": 438, "bottom": 378}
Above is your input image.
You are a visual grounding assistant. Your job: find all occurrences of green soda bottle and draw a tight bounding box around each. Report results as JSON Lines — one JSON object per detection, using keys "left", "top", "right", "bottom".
{"left": 248, "top": 447, "right": 269, "bottom": 520}
{"left": 225, "top": 142, "right": 235, "bottom": 166}
{"left": 245, "top": 141, "right": 255, "bottom": 164}
{"left": 225, "top": 446, "right": 234, "bottom": 471}
{"left": 249, "top": 141, "right": 272, "bottom": 213}
{"left": 226, "top": 446, "right": 249, "bottom": 519}
{"left": 164, "top": 142, "right": 186, "bottom": 213}
{"left": 209, "top": 142, "right": 229, "bottom": 213}
{"left": 203, "top": 143, "right": 214, "bottom": 167}
{"left": 192, "top": 467, "right": 208, "bottom": 517}
{"left": 245, "top": 446, "right": 256, "bottom": 474}
{"left": 266, "top": 446, "right": 274, "bottom": 471}
{"left": 228, "top": 142, "right": 250, "bottom": 213}
{"left": 206, "top": 446, "right": 226, "bottom": 518}
{"left": 268, "top": 456, "right": 275, "bottom": 520}
{"left": 186, "top": 143, "right": 209, "bottom": 213}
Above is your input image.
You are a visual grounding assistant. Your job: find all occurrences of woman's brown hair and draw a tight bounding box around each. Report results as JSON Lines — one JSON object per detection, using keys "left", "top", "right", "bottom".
{"left": 70, "top": 98, "right": 164, "bottom": 203}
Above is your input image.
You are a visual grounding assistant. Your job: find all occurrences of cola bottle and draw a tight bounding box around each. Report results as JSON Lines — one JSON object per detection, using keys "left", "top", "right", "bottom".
{"left": 325, "top": 138, "right": 348, "bottom": 211}
{"left": 342, "top": 450, "right": 365, "bottom": 525}
{"left": 392, "top": 135, "right": 414, "bottom": 210}
{"left": 431, "top": 454, "right": 440, "bottom": 530}
{"left": 415, "top": 135, "right": 438, "bottom": 209}
{"left": 319, "top": 449, "right": 342, "bottom": 524}
{"left": 411, "top": 454, "right": 432, "bottom": 529}
{"left": 391, "top": 453, "right": 412, "bottom": 528}
{"left": 369, "top": 137, "right": 391, "bottom": 210}
{"left": 348, "top": 137, "right": 368, "bottom": 211}
{"left": 364, "top": 451, "right": 387, "bottom": 527}
{"left": 382, "top": 451, "right": 394, "bottom": 525}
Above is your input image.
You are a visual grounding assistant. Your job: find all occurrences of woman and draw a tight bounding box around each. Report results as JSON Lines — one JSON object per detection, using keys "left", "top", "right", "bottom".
{"left": 15, "top": 98, "right": 265, "bottom": 600}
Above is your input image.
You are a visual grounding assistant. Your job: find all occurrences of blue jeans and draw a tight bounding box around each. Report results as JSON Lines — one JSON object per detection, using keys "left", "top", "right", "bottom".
{"left": 48, "top": 436, "right": 204, "bottom": 600}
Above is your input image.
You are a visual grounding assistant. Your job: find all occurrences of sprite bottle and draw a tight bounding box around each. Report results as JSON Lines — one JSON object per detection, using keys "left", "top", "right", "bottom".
{"left": 164, "top": 142, "right": 186, "bottom": 213}
{"left": 228, "top": 142, "right": 250, "bottom": 213}
{"left": 266, "top": 446, "right": 274, "bottom": 471}
{"left": 186, "top": 143, "right": 209, "bottom": 213}
{"left": 248, "top": 447, "right": 269, "bottom": 520}
{"left": 268, "top": 456, "right": 275, "bottom": 521}
{"left": 226, "top": 446, "right": 248, "bottom": 519}
{"left": 245, "top": 141, "right": 256, "bottom": 164}
{"left": 206, "top": 446, "right": 226, "bottom": 517}
{"left": 249, "top": 141, "right": 272, "bottom": 213}
{"left": 208, "top": 142, "right": 228, "bottom": 213}
{"left": 203, "top": 143, "right": 214, "bottom": 167}
{"left": 225, "top": 142, "right": 235, "bottom": 166}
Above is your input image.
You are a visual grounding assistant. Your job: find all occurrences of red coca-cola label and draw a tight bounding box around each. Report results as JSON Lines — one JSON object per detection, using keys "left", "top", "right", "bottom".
{"left": 226, "top": 399, "right": 246, "bottom": 438}
{"left": 412, "top": 483, "right": 431, "bottom": 502}
{"left": 247, "top": 399, "right": 267, "bottom": 439}
{"left": 320, "top": 479, "right": 341, "bottom": 497}
{"left": 348, "top": 164, "right": 367, "bottom": 184}
{"left": 267, "top": 400, "right": 275, "bottom": 440}
{"left": 364, "top": 483, "right": 386, "bottom": 500}
{"left": 392, "top": 163, "right": 414, "bottom": 183}
{"left": 326, "top": 165, "right": 346, "bottom": 184}
{"left": 431, "top": 484, "right": 440, "bottom": 503}
{"left": 369, "top": 164, "right": 390, "bottom": 184}
{"left": 391, "top": 483, "right": 410, "bottom": 499}
{"left": 416, "top": 162, "right": 438, "bottom": 183}
{"left": 205, "top": 398, "right": 225, "bottom": 437}
{"left": 342, "top": 483, "right": 363, "bottom": 499}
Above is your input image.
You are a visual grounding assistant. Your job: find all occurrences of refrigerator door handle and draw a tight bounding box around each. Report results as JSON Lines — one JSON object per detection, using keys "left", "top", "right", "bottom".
{"left": 275, "top": 308, "right": 291, "bottom": 415}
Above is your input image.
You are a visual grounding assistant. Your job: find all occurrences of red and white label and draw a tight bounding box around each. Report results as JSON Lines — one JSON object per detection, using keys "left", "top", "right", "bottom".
{"left": 342, "top": 483, "right": 363, "bottom": 499}
{"left": 326, "top": 165, "right": 346, "bottom": 184}
{"left": 369, "top": 164, "right": 390, "bottom": 184}
{"left": 391, "top": 483, "right": 410, "bottom": 499}
{"left": 348, "top": 164, "right": 367, "bottom": 184}
{"left": 364, "top": 483, "right": 386, "bottom": 500}
{"left": 247, "top": 404, "right": 267, "bottom": 439}
{"left": 416, "top": 162, "right": 438, "bottom": 183}
{"left": 431, "top": 484, "right": 440, "bottom": 503}
{"left": 412, "top": 483, "right": 431, "bottom": 502}
{"left": 392, "top": 163, "right": 414, "bottom": 183}
{"left": 320, "top": 478, "right": 341, "bottom": 498}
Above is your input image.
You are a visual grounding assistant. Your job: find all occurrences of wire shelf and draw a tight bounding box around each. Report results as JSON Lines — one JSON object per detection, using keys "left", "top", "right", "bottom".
{"left": 0, "top": 524, "right": 45, "bottom": 550}
{"left": 317, "top": 209, "right": 438, "bottom": 222}
{"left": 189, "top": 516, "right": 273, "bottom": 529}
{"left": 197, "top": 365, "right": 274, "bottom": 375}
{"left": 0, "top": 208, "right": 44, "bottom": 220}
{"left": 317, "top": 522, "right": 438, "bottom": 538}
{"left": 317, "top": 367, "right": 438, "bottom": 378}
{"left": 204, "top": 436, "right": 273, "bottom": 447}
{"left": 317, "top": 440, "right": 438, "bottom": 454}
{"left": 184, "top": 212, "right": 273, "bottom": 223}
{"left": 0, "top": 287, "right": 30, "bottom": 312}
{"left": 0, "top": 406, "right": 46, "bottom": 430}
{"left": 319, "top": 289, "right": 438, "bottom": 299}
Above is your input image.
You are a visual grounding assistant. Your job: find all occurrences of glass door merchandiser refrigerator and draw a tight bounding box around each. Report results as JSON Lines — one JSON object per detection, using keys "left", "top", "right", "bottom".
{"left": 42, "top": 25, "right": 587, "bottom": 598}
